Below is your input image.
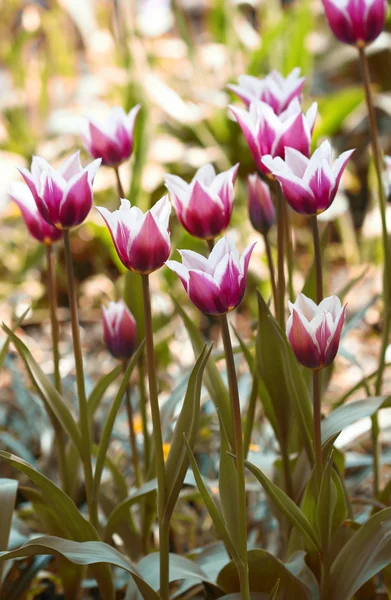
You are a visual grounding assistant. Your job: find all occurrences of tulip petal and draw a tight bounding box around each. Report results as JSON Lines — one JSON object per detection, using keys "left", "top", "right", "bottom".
{"left": 165, "top": 259, "right": 190, "bottom": 289}
{"left": 284, "top": 147, "right": 309, "bottom": 177}
{"left": 323, "top": 304, "right": 347, "bottom": 366}
{"left": 193, "top": 164, "right": 216, "bottom": 186}
{"left": 365, "top": 0, "right": 387, "bottom": 43}
{"left": 61, "top": 171, "right": 92, "bottom": 228}
{"left": 150, "top": 194, "right": 171, "bottom": 230}
{"left": 179, "top": 249, "right": 211, "bottom": 273}
{"left": 187, "top": 270, "right": 225, "bottom": 314}
{"left": 287, "top": 309, "right": 321, "bottom": 369}
{"left": 332, "top": 148, "right": 355, "bottom": 193}
{"left": 59, "top": 151, "right": 83, "bottom": 181}
{"left": 18, "top": 167, "right": 39, "bottom": 201}
{"left": 129, "top": 212, "right": 171, "bottom": 273}
{"left": 289, "top": 293, "right": 319, "bottom": 321}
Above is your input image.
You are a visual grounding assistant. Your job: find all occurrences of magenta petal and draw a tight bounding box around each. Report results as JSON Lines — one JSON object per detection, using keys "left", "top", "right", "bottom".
{"left": 130, "top": 212, "right": 170, "bottom": 273}
{"left": 274, "top": 175, "right": 316, "bottom": 215}
{"left": 307, "top": 166, "right": 334, "bottom": 214}
{"left": 184, "top": 181, "right": 227, "bottom": 239}
{"left": 229, "top": 105, "right": 263, "bottom": 171}
{"left": 88, "top": 122, "right": 123, "bottom": 166}
{"left": 38, "top": 172, "right": 64, "bottom": 226}
{"left": 275, "top": 113, "right": 311, "bottom": 158}
{"left": 365, "top": 0, "right": 386, "bottom": 42}
{"left": 187, "top": 270, "right": 225, "bottom": 314}
{"left": 60, "top": 172, "right": 92, "bottom": 228}
{"left": 322, "top": 0, "right": 356, "bottom": 44}
{"left": 18, "top": 168, "right": 39, "bottom": 201}
{"left": 323, "top": 305, "right": 347, "bottom": 366}
{"left": 288, "top": 310, "right": 321, "bottom": 369}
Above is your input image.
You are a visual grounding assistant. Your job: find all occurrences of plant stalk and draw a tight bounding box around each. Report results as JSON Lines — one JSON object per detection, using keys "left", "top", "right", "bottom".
{"left": 358, "top": 45, "right": 390, "bottom": 495}
{"left": 123, "top": 361, "right": 142, "bottom": 488}
{"left": 114, "top": 166, "right": 125, "bottom": 198}
{"left": 220, "top": 314, "right": 250, "bottom": 600}
{"left": 243, "top": 374, "right": 258, "bottom": 459}
{"left": 311, "top": 215, "right": 323, "bottom": 303}
{"left": 313, "top": 369, "right": 323, "bottom": 493}
{"left": 263, "top": 232, "right": 278, "bottom": 316}
{"left": 276, "top": 186, "right": 286, "bottom": 329}
{"left": 63, "top": 230, "right": 95, "bottom": 524}
{"left": 283, "top": 200, "right": 295, "bottom": 302}
{"left": 141, "top": 274, "right": 169, "bottom": 600}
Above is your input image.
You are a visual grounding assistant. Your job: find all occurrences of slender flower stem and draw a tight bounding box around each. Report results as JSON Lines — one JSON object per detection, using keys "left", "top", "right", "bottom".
{"left": 114, "top": 166, "right": 125, "bottom": 198}
{"left": 275, "top": 185, "right": 286, "bottom": 329}
{"left": 46, "top": 243, "right": 69, "bottom": 494}
{"left": 138, "top": 357, "right": 151, "bottom": 476}
{"left": 283, "top": 200, "right": 295, "bottom": 302}
{"left": 243, "top": 374, "right": 258, "bottom": 459}
{"left": 263, "top": 233, "right": 278, "bottom": 316}
{"left": 358, "top": 45, "right": 390, "bottom": 495}
{"left": 63, "top": 231, "right": 95, "bottom": 524}
{"left": 220, "top": 314, "right": 250, "bottom": 600}
{"left": 141, "top": 274, "right": 169, "bottom": 600}
{"left": 313, "top": 369, "right": 323, "bottom": 493}
{"left": 311, "top": 215, "right": 323, "bottom": 303}
{"left": 123, "top": 361, "right": 142, "bottom": 488}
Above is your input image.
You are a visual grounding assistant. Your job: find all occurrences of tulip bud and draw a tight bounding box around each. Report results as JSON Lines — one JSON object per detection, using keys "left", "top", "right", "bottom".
{"left": 247, "top": 174, "right": 275, "bottom": 235}
{"left": 18, "top": 152, "right": 101, "bottom": 229}
{"left": 9, "top": 182, "right": 62, "bottom": 244}
{"left": 286, "top": 293, "right": 347, "bottom": 369}
{"left": 82, "top": 105, "right": 141, "bottom": 167}
{"left": 262, "top": 141, "right": 355, "bottom": 215}
{"left": 165, "top": 164, "right": 238, "bottom": 240}
{"left": 102, "top": 300, "right": 137, "bottom": 360}
{"left": 166, "top": 237, "right": 255, "bottom": 315}
{"left": 97, "top": 195, "right": 171, "bottom": 274}
{"left": 322, "top": 0, "right": 386, "bottom": 46}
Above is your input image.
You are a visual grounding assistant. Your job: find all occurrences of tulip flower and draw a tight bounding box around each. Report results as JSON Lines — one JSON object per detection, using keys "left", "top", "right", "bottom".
{"left": 9, "top": 182, "right": 62, "bottom": 244}
{"left": 102, "top": 300, "right": 137, "bottom": 360}
{"left": 166, "top": 237, "right": 255, "bottom": 315}
{"left": 97, "top": 196, "right": 171, "bottom": 274}
{"left": 164, "top": 164, "right": 238, "bottom": 240}
{"left": 230, "top": 98, "right": 317, "bottom": 174}
{"left": 228, "top": 68, "right": 305, "bottom": 114}
{"left": 287, "top": 293, "right": 347, "bottom": 369}
{"left": 82, "top": 105, "right": 141, "bottom": 167}
{"left": 247, "top": 174, "right": 275, "bottom": 234}
{"left": 18, "top": 152, "right": 101, "bottom": 229}
{"left": 322, "top": 0, "right": 386, "bottom": 46}
{"left": 262, "top": 140, "right": 355, "bottom": 215}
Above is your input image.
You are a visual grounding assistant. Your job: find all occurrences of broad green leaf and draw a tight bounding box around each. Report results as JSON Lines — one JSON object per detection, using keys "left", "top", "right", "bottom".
{"left": 244, "top": 459, "right": 320, "bottom": 553}
{"left": 0, "top": 479, "right": 18, "bottom": 583}
{"left": 321, "top": 396, "right": 390, "bottom": 443}
{"left": 173, "top": 300, "right": 234, "bottom": 446}
{"left": 329, "top": 507, "right": 391, "bottom": 600}
{"left": 0, "top": 535, "right": 159, "bottom": 600}
{"left": 216, "top": 549, "right": 319, "bottom": 599}
{"left": 164, "top": 343, "right": 212, "bottom": 521}
{"left": 2, "top": 325, "right": 83, "bottom": 457}
{"left": 87, "top": 365, "right": 122, "bottom": 418}
{"left": 0, "top": 308, "right": 30, "bottom": 372}
{"left": 269, "top": 580, "right": 280, "bottom": 600}
{"left": 137, "top": 551, "right": 217, "bottom": 591}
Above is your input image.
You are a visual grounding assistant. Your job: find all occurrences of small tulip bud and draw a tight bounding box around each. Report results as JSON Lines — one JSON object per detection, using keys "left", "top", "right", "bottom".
{"left": 9, "top": 182, "right": 62, "bottom": 244}
{"left": 166, "top": 237, "right": 255, "bottom": 315}
{"left": 247, "top": 174, "right": 275, "bottom": 234}
{"left": 97, "top": 196, "right": 171, "bottom": 274}
{"left": 286, "top": 293, "right": 347, "bottom": 369}
{"left": 322, "top": 0, "right": 386, "bottom": 46}
{"left": 102, "top": 300, "right": 137, "bottom": 360}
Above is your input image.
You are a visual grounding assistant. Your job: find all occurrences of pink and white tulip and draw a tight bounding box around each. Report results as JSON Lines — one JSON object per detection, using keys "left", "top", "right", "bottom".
{"left": 247, "top": 174, "right": 275, "bottom": 234}
{"left": 166, "top": 237, "right": 255, "bottom": 315}
{"left": 322, "top": 0, "right": 386, "bottom": 46}
{"left": 287, "top": 293, "right": 347, "bottom": 369}
{"left": 82, "top": 105, "right": 141, "bottom": 167}
{"left": 97, "top": 196, "right": 171, "bottom": 274}
{"left": 165, "top": 164, "right": 238, "bottom": 240}
{"left": 102, "top": 300, "right": 137, "bottom": 360}
{"left": 262, "top": 141, "right": 355, "bottom": 215}
{"left": 228, "top": 68, "right": 305, "bottom": 114}
{"left": 230, "top": 98, "right": 317, "bottom": 175}
{"left": 9, "top": 182, "right": 62, "bottom": 244}
{"left": 18, "top": 152, "right": 101, "bottom": 229}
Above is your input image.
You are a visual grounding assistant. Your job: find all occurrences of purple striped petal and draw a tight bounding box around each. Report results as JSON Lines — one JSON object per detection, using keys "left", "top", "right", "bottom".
{"left": 323, "top": 304, "right": 347, "bottom": 366}
{"left": 187, "top": 270, "right": 225, "bottom": 314}
{"left": 129, "top": 212, "right": 171, "bottom": 274}
{"left": 287, "top": 309, "right": 322, "bottom": 369}
{"left": 60, "top": 171, "right": 92, "bottom": 228}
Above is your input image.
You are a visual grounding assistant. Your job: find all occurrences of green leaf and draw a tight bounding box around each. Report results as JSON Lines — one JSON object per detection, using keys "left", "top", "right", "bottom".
{"left": 321, "top": 396, "right": 390, "bottom": 444}
{"left": 329, "top": 507, "right": 391, "bottom": 600}
{"left": 269, "top": 580, "right": 280, "bottom": 600}
{"left": 244, "top": 458, "right": 320, "bottom": 553}
{"left": 316, "top": 453, "right": 335, "bottom": 553}
{"left": 0, "top": 478, "right": 18, "bottom": 583}
{"left": 164, "top": 343, "right": 212, "bottom": 522}
{"left": 0, "top": 535, "right": 159, "bottom": 600}
{"left": 0, "top": 308, "right": 30, "bottom": 372}
{"left": 2, "top": 325, "right": 83, "bottom": 457}
{"left": 216, "top": 549, "right": 319, "bottom": 599}
{"left": 87, "top": 365, "right": 122, "bottom": 419}
{"left": 137, "top": 552, "right": 217, "bottom": 591}
{"left": 218, "top": 415, "right": 241, "bottom": 553}
{"left": 92, "top": 341, "right": 145, "bottom": 500}
{"left": 173, "top": 300, "right": 234, "bottom": 446}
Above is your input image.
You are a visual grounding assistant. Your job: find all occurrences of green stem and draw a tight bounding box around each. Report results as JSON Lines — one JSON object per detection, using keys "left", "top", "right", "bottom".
{"left": 114, "top": 166, "right": 125, "bottom": 198}
{"left": 280, "top": 438, "right": 294, "bottom": 499}
{"left": 358, "top": 45, "right": 389, "bottom": 495}
{"left": 313, "top": 369, "right": 323, "bottom": 493}
{"left": 123, "top": 361, "right": 142, "bottom": 488}
{"left": 220, "top": 314, "right": 250, "bottom": 600}
{"left": 141, "top": 274, "right": 169, "bottom": 600}
{"left": 263, "top": 232, "right": 278, "bottom": 316}
{"left": 243, "top": 375, "right": 258, "bottom": 459}
{"left": 311, "top": 215, "right": 323, "bottom": 303}
{"left": 138, "top": 357, "right": 151, "bottom": 476}
{"left": 63, "top": 230, "right": 95, "bottom": 524}
{"left": 276, "top": 185, "right": 286, "bottom": 329}
{"left": 283, "top": 200, "right": 295, "bottom": 302}
{"left": 46, "top": 243, "right": 69, "bottom": 494}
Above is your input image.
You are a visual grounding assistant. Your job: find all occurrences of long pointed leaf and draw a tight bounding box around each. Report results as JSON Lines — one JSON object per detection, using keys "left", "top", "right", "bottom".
{"left": 0, "top": 479, "right": 18, "bottom": 584}
{"left": 87, "top": 365, "right": 122, "bottom": 418}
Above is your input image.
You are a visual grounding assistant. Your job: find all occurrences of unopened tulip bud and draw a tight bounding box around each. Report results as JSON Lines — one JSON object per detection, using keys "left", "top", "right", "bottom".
{"left": 322, "top": 0, "right": 386, "bottom": 46}
{"left": 97, "top": 195, "right": 171, "bottom": 274}
{"left": 287, "top": 293, "right": 347, "bottom": 369}
{"left": 82, "top": 105, "right": 141, "bottom": 167}
{"left": 166, "top": 237, "right": 255, "bottom": 315}
{"left": 247, "top": 174, "right": 275, "bottom": 234}
{"left": 18, "top": 152, "right": 101, "bottom": 229}
{"left": 9, "top": 182, "right": 62, "bottom": 244}
{"left": 102, "top": 300, "right": 137, "bottom": 360}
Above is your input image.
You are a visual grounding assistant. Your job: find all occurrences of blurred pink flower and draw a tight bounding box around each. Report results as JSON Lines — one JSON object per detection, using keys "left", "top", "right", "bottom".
{"left": 82, "top": 105, "right": 141, "bottom": 167}
{"left": 322, "top": 0, "right": 386, "bottom": 45}
{"left": 228, "top": 68, "right": 305, "bottom": 114}
{"left": 9, "top": 182, "right": 63, "bottom": 244}
{"left": 97, "top": 196, "right": 171, "bottom": 274}
{"left": 230, "top": 98, "right": 317, "bottom": 175}
{"left": 19, "top": 151, "right": 101, "bottom": 229}
{"left": 247, "top": 174, "right": 275, "bottom": 234}
{"left": 262, "top": 140, "right": 354, "bottom": 215}
{"left": 166, "top": 237, "right": 255, "bottom": 315}
{"left": 165, "top": 164, "right": 238, "bottom": 240}
{"left": 102, "top": 300, "right": 137, "bottom": 360}
{"left": 287, "top": 293, "right": 347, "bottom": 369}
